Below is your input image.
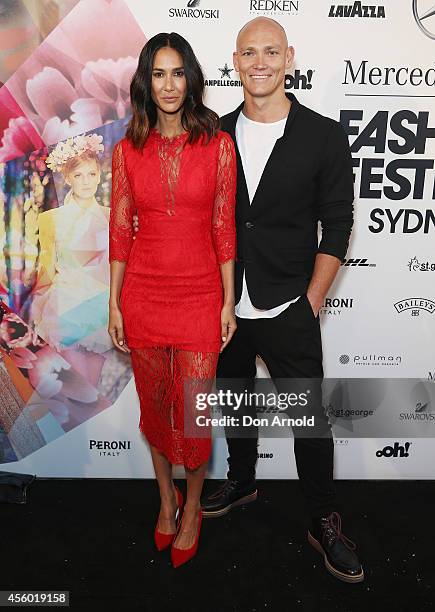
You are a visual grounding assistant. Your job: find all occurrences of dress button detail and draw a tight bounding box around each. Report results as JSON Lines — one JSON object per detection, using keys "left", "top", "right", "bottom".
{"left": 245, "top": 221, "right": 254, "bottom": 229}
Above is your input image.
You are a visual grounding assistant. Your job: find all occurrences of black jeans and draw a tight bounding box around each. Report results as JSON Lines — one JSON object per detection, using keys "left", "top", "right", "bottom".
{"left": 216, "top": 294, "right": 336, "bottom": 518}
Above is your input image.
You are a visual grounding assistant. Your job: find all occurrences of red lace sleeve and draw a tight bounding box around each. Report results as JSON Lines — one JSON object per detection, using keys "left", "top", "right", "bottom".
{"left": 109, "top": 140, "right": 134, "bottom": 263}
{"left": 212, "top": 132, "right": 237, "bottom": 265}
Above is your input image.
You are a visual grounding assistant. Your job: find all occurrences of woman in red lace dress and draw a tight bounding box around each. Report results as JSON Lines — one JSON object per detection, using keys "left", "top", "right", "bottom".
{"left": 108, "top": 33, "right": 237, "bottom": 567}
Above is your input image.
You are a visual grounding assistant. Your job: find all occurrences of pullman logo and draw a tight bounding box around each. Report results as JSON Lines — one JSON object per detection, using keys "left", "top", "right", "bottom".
{"left": 285, "top": 69, "right": 314, "bottom": 90}
{"left": 339, "top": 354, "right": 402, "bottom": 366}
{"left": 249, "top": 0, "right": 300, "bottom": 15}
{"left": 205, "top": 63, "right": 242, "bottom": 88}
{"left": 394, "top": 298, "right": 435, "bottom": 316}
{"left": 329, "top": 2, "right": 385, "bottom": 18}
{"left": 169, "top": 0, "right": 220, "bottom": 19}
{"left": 89, "top": 439, "right": 132, "bottom": 457}
{"left": 407, "top": 256, "right": 435, "bottom": 272}
{"left": 376, "top": 442, "right": 411, "bottom": 458}
{"left": 341, "top": 258, "right": 376, "bottom": 267}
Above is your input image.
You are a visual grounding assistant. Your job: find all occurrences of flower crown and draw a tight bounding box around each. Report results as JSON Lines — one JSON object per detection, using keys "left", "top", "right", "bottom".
{"left": 46, "top": 134, "right": 104, "bottom": 172}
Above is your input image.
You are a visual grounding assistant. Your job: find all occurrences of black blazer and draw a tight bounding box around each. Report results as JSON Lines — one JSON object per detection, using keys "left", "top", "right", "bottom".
{"left": 220, "top": 93, "right": 354, "bottom": 310}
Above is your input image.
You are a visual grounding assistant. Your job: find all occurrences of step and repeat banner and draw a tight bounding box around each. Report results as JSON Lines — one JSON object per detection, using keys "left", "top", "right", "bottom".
{"left": 0, "top": 0, "right": 434, "bottom": 479}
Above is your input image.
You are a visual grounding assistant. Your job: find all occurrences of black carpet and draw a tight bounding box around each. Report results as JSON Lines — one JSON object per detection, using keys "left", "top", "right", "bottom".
{"left": 1, "top": 479, "right": 434, "bottom": 611}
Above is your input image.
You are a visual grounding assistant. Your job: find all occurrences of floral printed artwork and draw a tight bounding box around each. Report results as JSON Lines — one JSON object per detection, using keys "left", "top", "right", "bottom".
{"left": 1, "top": 0, "right": 145, "bottom": 160}
{"left": 0, "top": 0, "right": 80, "bottom": 87}
{"left": 0, "top": 0, "right": 147, "bottom": 462}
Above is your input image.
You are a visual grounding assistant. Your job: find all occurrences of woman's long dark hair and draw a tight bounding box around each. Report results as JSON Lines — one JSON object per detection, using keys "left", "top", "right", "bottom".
{"left": 126, "top": 32, "right": 219, "bottom": 149}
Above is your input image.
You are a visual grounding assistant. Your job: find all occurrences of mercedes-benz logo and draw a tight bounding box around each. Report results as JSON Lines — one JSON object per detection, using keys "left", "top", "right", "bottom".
{"left": 413, "top": 0, "right": 435, "bottom": 39}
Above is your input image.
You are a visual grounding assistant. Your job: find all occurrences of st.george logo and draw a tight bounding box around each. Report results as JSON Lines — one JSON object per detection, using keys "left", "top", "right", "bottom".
{"left": 413, "top": 0, "right": 435, "bottom": 39}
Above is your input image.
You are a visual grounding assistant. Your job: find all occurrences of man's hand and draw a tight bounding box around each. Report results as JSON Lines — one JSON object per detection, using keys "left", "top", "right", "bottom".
{"left": 306, "top": 253, "right": 341, "bottom": 317}
{"left": 306, "top": 292, "right": 322, "bottom": 318}
{"left": 132, "top": 213, "right": 139, "bottom": 238}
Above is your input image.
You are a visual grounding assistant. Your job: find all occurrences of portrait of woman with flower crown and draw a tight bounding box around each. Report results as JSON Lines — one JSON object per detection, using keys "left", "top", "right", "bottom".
{"left": 31, "top": 133, "right": 115, "bottom": 374}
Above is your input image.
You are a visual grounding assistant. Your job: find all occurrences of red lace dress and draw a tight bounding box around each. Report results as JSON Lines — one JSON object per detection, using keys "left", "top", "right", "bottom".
{"left": 109, "top": 129, "right": 236, "bottom": 469}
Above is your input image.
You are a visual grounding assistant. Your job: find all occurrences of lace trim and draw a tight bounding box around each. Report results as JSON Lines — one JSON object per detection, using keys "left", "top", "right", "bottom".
{"left": 109, "top": 141, "right": 134, "bottom": 262}
{"left": 212, "top": 133, "right": 237, "bottom": 264}
{"left": 131, "top": 347, "right": 219, "bottom": 469}
{"left": 152, "top": 129, "right": 188, "bottom": 217}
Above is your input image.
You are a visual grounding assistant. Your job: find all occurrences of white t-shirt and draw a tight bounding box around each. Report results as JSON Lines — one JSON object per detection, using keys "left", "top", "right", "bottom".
{"left": 235, "top": 111, "right": 300, "bottom": 319}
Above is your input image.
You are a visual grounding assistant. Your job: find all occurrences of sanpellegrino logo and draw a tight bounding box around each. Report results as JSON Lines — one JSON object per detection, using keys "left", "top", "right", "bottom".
{"left": 89, "top": 439, "right": 132, "bottom": 457}
{"left": 329, "top": 2, "right": 385, "bottom": 18}
{"left": 285, "top": 69, "right": 314, "bottom": 90}
{"left": 394, "top": 298, "right": 435, "bottom": 316}
{"left": 169, "top": 0, "right": 220, "bottom": 19}
{"left": 205, "top": 63, "right": 242, "bottom": 88}
{"left": 250, "top": 0, "right": 300, "bottom": 15}
{"left": 376, "top": 442, "right": 411, "bottom": 458}
{"left": 407, "top": 256, "right": 435, "bottom": 272}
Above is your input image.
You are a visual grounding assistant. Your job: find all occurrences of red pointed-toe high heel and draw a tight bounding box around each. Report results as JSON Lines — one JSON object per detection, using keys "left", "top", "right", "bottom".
{"left": 171, "top": 508, "right": 203, "bottom": 568}
{"left": 154, "top": 485, "right": 184, "bottom": 551}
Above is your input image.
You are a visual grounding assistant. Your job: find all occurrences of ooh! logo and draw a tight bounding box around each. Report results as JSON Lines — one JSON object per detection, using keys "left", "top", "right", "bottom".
{"left": 285, "top": 69, "right": 314, "bottom": 90}
{"left": 376, "top": 442, "right": 411, "bottom": 457}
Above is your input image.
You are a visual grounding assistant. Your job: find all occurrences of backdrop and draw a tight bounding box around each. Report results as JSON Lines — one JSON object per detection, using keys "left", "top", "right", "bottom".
{"left": 0, "top": 0, "right": 434, "bottom": 479}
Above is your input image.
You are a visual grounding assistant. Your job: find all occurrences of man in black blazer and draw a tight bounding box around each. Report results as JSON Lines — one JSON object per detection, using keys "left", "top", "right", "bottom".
{"left": 200, "top": 17, "right": 364, "bottom": 582}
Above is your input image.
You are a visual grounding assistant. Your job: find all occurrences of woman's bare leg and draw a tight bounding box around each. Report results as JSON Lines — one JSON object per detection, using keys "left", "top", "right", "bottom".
{"left": 173, "top": 461, "right": 207, "bottom": 549}
{"left": 150, "top": 445, "right": 178, "bottom": 534}
{"left": 172, "top": 349, "right": 218, "bottom": 549}
{"left": 131, "top": 347, "right": 179, "bottom": 534}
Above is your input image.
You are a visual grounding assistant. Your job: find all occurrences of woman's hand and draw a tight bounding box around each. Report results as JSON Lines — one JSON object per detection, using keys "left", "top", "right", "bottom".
{"left": 132, "top": 213, "right": 139, "bottom": 238}
{"left": 220, "top": 303, "right": 237, "bottom": 353}
{"left": 108, "top": 304, "right": 130, "bottom": 353}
